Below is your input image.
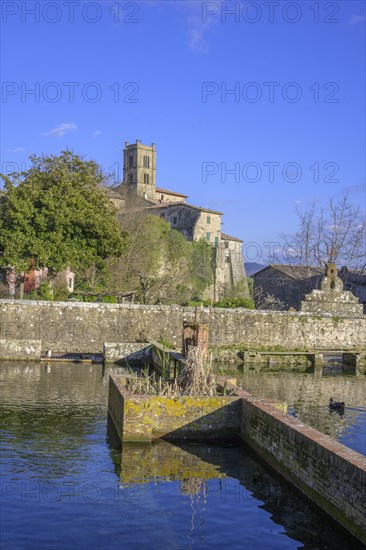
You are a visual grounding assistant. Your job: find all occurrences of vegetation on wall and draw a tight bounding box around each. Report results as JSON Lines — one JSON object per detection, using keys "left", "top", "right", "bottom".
{"left": 188, "top": 280, "right": 254, "bottom": 309}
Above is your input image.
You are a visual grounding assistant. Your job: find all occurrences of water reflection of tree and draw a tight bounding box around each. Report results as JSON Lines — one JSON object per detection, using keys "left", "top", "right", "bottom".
{"left": 179, "top": 478, "right": 207, "bottom": 548}
{"left": 1, "top": 405, "right": 104, "bottom": 480}
{"left": 175, "top": 444, "right": 360, "bottom": 550}
{"left": 179, "top": 478, "right": 206, "bottom": 496}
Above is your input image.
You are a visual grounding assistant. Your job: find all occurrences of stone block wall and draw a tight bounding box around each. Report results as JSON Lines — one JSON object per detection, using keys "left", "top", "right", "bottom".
{"left": 103, "top": 342, "right": 149, "bottom": 363}
{"left": 108, "top": 375, "right": 366, "bottom": 544}
{"left": 0, "top": 299, "right": 365, "bottom": 357}
{"left": 0, "top": 338, "right": 41, "bottom": 360}
{"left": 109, "top": 373, "right": 241, "bottom": 442}
{"left": 238, "top": 388, "right": 366, "bottom": 545}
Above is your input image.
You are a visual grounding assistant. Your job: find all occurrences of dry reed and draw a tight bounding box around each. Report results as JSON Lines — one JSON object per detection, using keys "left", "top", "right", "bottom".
{"left": 125, "top": 346, "right": 217, "bottom": 397}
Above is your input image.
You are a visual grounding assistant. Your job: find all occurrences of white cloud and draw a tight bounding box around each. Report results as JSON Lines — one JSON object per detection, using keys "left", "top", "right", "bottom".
{"left": 92, "top": 130, "right": 101, "bottom": 137}
{"left": 7, "top": 147, "right": 25, "bottom": 152}
{"left": 175, "top": 1, "right": 217, "bottom": 53}
{"left": 133, "top": 1, "right": 216, "bottom": 54}
{"left": 45, "top": 122, "right": 77, "bottom": 138}
{"left": 188, "top": 20, "right": 210, "bottom": 53}
{"left": 348, "top": 14, "right": 366, "bottom": 26}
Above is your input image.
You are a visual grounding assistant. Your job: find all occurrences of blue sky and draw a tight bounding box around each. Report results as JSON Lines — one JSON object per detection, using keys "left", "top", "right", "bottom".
{"left": 1, "top": 0, "right": 365, "bottom": 264}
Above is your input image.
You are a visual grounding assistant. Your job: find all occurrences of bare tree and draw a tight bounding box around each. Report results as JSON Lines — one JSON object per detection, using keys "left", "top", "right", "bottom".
{"left": 253, "top": 286, "right": 286, "bottom": 310}
{"left": 282, "top": 193, "right": 366, "bottom": 269}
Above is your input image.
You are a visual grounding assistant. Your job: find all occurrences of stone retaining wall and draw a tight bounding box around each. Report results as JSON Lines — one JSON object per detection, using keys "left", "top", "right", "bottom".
{"left": 238, "top": 387, "right": 366, "bottom": 545}
{"left": 108, "top": 377, "right": 366, "bottom": 544}
{"left": 108, "top": 374, "right": 241, "bottom": 442}
{"left": 0, "top": 338, "right": 41, "bottom": 360}
{"left": 1, "top": 299, "right": 365, "bottom": 356}
{"left": 103, "top": 342, "right": 149, "bottom": 363}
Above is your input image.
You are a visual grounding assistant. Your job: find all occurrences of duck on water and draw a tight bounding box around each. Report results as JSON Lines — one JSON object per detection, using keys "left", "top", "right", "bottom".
{"left": 329, "top": 398, "right": 345, "bottom": 414}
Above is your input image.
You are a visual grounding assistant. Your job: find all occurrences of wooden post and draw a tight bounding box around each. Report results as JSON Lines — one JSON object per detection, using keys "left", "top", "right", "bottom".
{"left": 182, "top": 321, "right": 209, "bottom": 358}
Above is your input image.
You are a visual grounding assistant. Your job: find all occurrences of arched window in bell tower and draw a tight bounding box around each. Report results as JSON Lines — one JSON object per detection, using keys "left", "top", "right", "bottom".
{"left": 129, "top": 173, "right": 133, "bottom": 183}
{"left": 144, "top": 173, "right": 149, "bottom": 184}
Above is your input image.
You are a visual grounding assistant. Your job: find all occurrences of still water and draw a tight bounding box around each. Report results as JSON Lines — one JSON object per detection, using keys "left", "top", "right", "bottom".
{"left": 235, "top": 365, "right": 366, "bottom": 456}
{"left": 0, "top": 362, "right": 364, "bottom": 550}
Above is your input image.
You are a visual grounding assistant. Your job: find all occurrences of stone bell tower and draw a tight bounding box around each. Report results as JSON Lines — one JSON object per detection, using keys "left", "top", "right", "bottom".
{"left": 122, "top": 140, "right": 157, "bottom": 201}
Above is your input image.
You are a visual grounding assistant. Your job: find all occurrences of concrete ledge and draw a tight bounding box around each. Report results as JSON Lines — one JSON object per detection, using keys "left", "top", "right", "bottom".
{"left": 0, "top": 339, "right": 41, "bottom": 360}
{"left": 242, "top": 351, "right": 315, "bottom": 369}
{"left": 148, "top": 341, "right": 184, "bottom": 377}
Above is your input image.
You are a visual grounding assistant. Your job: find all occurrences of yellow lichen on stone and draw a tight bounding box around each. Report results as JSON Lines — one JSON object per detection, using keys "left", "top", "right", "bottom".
{"left": 272, "top": 402, "right": 288, "bottom": 414}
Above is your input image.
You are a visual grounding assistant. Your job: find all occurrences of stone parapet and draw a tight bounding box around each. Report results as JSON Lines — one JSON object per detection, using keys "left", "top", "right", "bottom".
{"left": 103, "top": 342, "right": 149, "bottom": 363}
{"left": 239, "top": 388, "right": 366, "bottom": 545}
{"left": 0, "top": 299, "right": 365, "bottom": 357}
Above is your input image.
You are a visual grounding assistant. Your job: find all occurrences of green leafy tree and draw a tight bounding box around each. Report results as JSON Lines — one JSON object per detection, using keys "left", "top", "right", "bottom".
{"left": 0, "top": 151, "right": 126, "bottom": 275}
{"left": 103, "top": 214, "right": 214, "bottom": 304}
{"left": 191, "top": 239, "right": 214, "bottom": 297}
{"left": 214, "top": 279, "right": 254, "bottom": 309}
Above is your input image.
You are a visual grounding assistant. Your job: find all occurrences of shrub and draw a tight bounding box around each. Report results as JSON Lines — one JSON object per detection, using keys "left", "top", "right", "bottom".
{"left": 215, "top": 296, "right": 254, "bottom": 309}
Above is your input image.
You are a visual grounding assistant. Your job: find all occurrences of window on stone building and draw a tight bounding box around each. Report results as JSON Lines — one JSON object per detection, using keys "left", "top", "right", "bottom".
{"left": 214, "top": 236, "right": 219, "bottom": 247}
{"left": 206, "top": 232, "right": 211, "bottom": 242}
{"left": 225, "top": 256, "right": 230, "bottom": 263}
{"left": 68, "top": 278, "right": 73, "bottom": 289}
{"left": 144, "top": 173, "right": 149, "bottom": 184}
{"left": 129, "top": 155, "right": 133, "bottom": 167}
{"left": 160, "top": 214, "right": 165, "bottom": 219}
{"left": 172, "top": 216, "right": 177, "bottom": 225}
{"left": 129, "top": 173, "right": 133, "bottom": 183}
{"left": 224, "top": 240, "right": 229, "bottom": 249}
{"left": 143, "top": 155, "right": 150, "bottom": 168}
{"left": 161, "top": 194, "right": 164, "bottom": 200}
{"left": 207, "top": 215, "right": 211, "bottom": 224}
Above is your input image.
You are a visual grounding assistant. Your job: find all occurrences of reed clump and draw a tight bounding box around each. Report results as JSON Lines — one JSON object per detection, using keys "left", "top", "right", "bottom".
{"left": 125, "top": 346, "right": 217, "bottom": 397}
{"left": 177, "top": 347, "right": 216, "bottom": 396}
